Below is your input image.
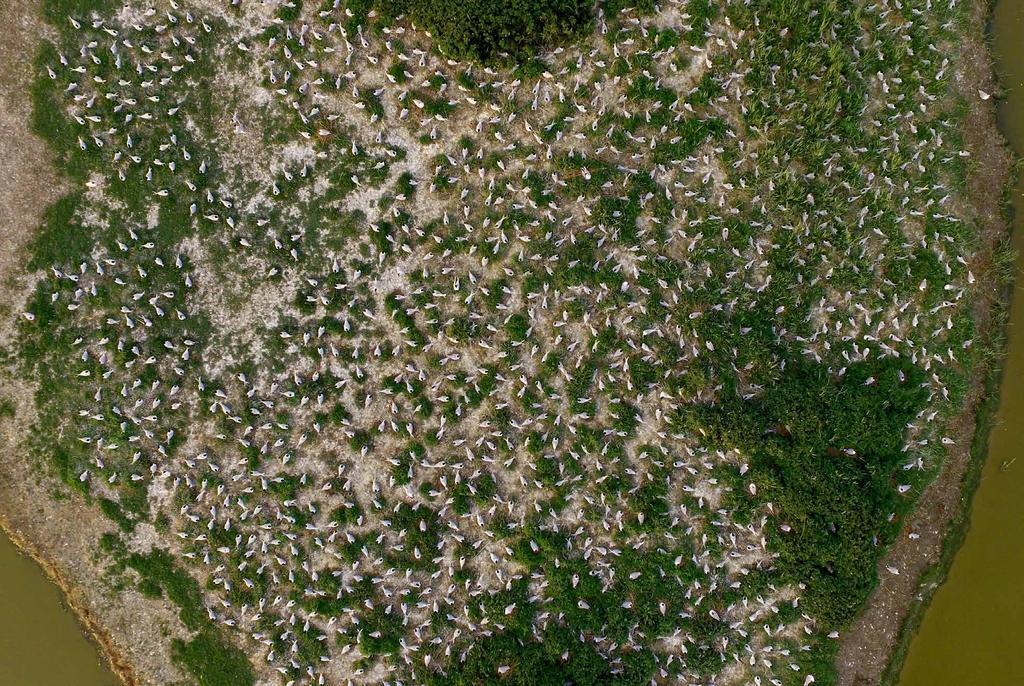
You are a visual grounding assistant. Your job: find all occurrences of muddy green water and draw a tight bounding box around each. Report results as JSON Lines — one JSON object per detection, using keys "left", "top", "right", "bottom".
{"left": 0, "top": 533, "right": 118, "bottom": 686}
{"left": 899, "top": 1, "right": 1024, "bottom": 684}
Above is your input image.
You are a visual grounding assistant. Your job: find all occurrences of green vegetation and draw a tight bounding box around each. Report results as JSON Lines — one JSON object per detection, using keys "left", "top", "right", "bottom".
{"left": 379, "top": 0, "right": 592, "bottom": 61}
{"left": 880, "top": 240, "right": 1017, "bottom": 684}
{"left": 172, "top": 629, "right": 256, "bottom": 686}
{"left": 677, "top": 358, "right": 927, "bottom": 625}
{"left": 16, "top": 0, "right": 994, "bottom": 683}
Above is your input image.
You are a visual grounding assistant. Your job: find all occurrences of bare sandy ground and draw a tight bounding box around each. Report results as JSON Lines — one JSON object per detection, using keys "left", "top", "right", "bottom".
{"left": 0, "top": 1, "right": 186, "bottom": 684}
{"left": 835, "top": 0, "right": 1014, "bottom": 683}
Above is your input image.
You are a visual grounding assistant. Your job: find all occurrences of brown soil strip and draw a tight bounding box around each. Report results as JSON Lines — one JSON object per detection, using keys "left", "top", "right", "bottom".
{"left": 0, "top": 1, "right": 185, "bottom": 684}
{"left": 834, "top": 1, "right": 1015, "bottom": 683}
{"left": 0, "top": 513, "right": 140, "bottom": 686}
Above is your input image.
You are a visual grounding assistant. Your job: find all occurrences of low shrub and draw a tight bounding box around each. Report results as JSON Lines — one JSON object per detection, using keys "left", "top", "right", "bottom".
{"left": 379, "top": 0, "right": 592, "bottom": 62}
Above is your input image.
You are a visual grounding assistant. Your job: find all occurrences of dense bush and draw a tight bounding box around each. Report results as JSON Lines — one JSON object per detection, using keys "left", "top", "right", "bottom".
{"left": 172, "top": 629, "right": 256, "bottom": 686}
{"left": 674, "top": 358, "right": 928, "bottom": 626}
{"left": 379, "top": 0, "right": 592, "bottom": 62}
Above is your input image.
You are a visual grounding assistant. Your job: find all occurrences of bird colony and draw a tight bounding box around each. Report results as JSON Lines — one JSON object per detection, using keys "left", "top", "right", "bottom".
{"left": 18, "top": 0, "right": 992, "bottom": 684}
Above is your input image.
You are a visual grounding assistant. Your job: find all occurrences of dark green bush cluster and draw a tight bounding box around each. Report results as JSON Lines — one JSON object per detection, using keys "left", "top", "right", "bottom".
{"left": 675, "top": 358, "right": 928, "bottom": 626}
{"left": 172, "top": 629, "right": 256, "bottom": 686}
{"left": 380, "top": 0, "right": 592, "bottom": 62}
{"left": 121, "top": 547, "right": 254, "bottom": 686}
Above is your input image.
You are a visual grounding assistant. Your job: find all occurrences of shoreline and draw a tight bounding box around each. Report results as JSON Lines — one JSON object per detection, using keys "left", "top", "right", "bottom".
{"left": 0, "top": 512, "right": 138, "bottom": 686}
{"left": 878, "top": 2, "right": 1023, "bottom": 680}
{"left": 0, "top": 0, "right": 135, "bottom": 678}
{"left": 879, "top": 300, "right": 1015, "bottom": 684}
{"left": 0, "top": 0, "right": 185, "bottom": 684}
{"left": 835, "top": 0, "right": 1018, "bottom": 682}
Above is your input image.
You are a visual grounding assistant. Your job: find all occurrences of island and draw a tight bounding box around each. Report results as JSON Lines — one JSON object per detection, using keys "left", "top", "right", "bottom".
{"left": 0, "top": 0, "right": 1013, "bottom": 684}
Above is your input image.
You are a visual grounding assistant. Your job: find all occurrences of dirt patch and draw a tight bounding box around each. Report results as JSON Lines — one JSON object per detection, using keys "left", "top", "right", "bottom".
{"left": 0, "top": 0, "right": 186, "bottom": 684}
{"left": 834, "top": 1, "right": 1015, "bottom": 683}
